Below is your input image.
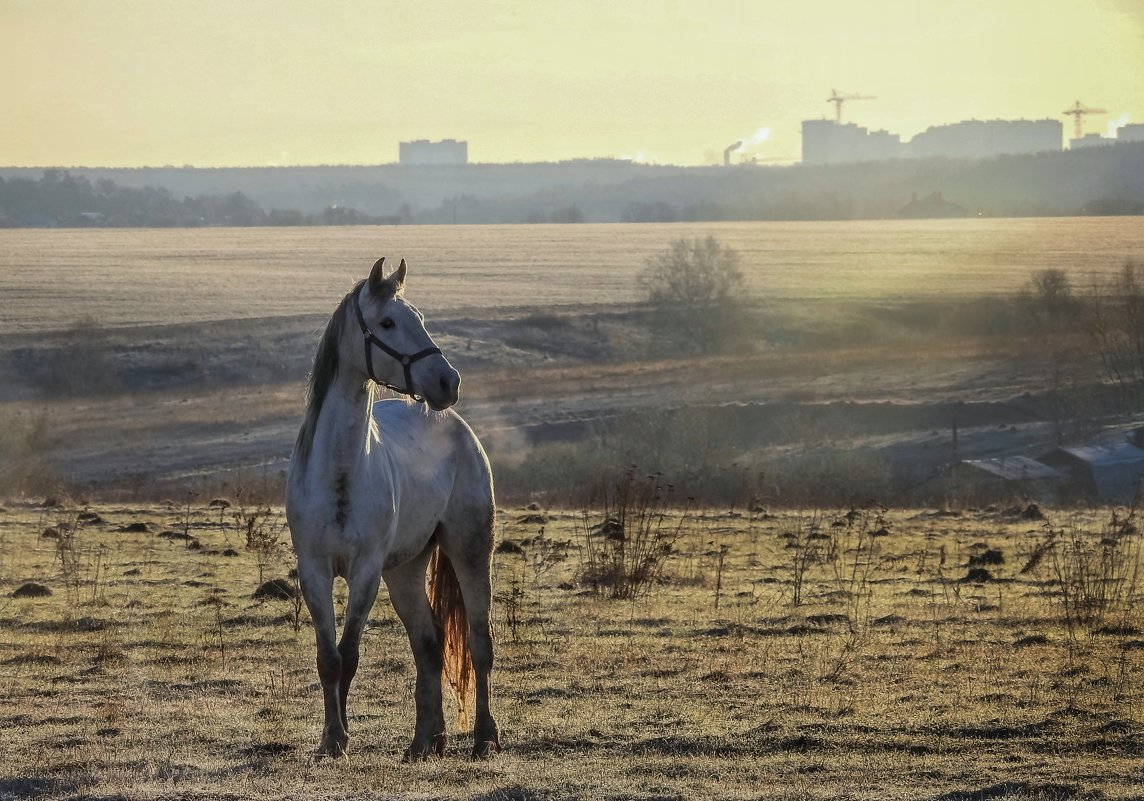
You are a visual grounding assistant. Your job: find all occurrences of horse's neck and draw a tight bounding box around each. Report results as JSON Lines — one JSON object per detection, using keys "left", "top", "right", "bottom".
{"left": 306, "top": 375, "right": 375, "bottom": 480}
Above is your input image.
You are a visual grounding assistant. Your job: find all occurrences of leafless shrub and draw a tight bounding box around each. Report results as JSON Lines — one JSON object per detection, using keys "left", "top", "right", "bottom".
{"left": 53, "top": 510, "right": 109, "bottom": 607}
{"left": 579, "top": 466, "right": 690, "bottom": 600}
{"left": 494, "top": 577, "right": 525, "bottom": 642}
{"left": 0, "top": 412, "right": 65, "bottom": 498}
{"left": 231, "top": 493, "right": 288, "bottom": 586}
{"left": 638, "top": 236, "right": 748, "bottom": 353}
{"left": 1087, "top": 260, "right": 1144, "bottom": 410}
{"left": 1043, "top": 508, "right": 1142, "bottom": 639}
{"left": 827, "top": 507, "right": 883, "bottom": 635}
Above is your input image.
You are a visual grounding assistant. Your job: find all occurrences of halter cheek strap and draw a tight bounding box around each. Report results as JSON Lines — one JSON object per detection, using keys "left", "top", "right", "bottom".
{"left": 353, "top": 286, "right": 441, "bottom": 402}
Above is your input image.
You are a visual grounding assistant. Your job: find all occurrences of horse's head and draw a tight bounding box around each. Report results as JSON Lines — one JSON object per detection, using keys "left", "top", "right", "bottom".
{"left": 352, "top": 257, "right": 460, "bottom": 411}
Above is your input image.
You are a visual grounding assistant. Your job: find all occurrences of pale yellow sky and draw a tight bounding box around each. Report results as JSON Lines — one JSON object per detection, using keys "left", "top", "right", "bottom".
{"left": 2, "top": 0, "right": 1142, "bottom": 167}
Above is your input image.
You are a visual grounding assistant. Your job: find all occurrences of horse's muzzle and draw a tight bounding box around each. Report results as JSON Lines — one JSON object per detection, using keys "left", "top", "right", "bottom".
{"left": 424, "top": 365, "right": 461, "bottom": 411}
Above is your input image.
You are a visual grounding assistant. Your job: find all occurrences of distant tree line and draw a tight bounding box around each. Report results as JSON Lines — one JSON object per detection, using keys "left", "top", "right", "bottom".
{"left": 0, "top": 170, "right": 410, "bottom": 228}
{"left": 3, "top": 139, "right": 1143, "bottom": 227}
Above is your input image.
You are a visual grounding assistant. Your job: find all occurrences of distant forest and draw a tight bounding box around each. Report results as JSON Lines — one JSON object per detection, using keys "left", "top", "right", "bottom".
{"left": 0, "top": 169, "right": 409, "bottom": 228}
{"left": 2, "top": 142, "right": 1142, "bottom": 227}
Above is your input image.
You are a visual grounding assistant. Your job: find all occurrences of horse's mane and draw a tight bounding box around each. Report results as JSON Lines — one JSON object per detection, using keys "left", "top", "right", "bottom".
{"left": 294, "top": 278, "right": 405, "bottom": 465}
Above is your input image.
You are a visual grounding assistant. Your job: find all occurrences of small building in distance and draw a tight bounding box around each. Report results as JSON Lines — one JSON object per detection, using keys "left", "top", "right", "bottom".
{"left": 1040, "top": 435, "right": 1144, "bottom": 502}
{"left": 959, "top": 456, "right": 1062, "bottom": 502}
{"left": 898, "top": 191, "right": 967, "bottom": 218}
{"left": 398, "top": 139, "right": 468, "bottom": 166}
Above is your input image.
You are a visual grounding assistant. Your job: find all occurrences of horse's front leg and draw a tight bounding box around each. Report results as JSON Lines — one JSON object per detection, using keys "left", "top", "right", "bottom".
{"left": 338, "top": 561, "right": 383, "bottom": 736}
{"left": 298, "top": 561, "right": 349, "bottom": 757}
{"left": 385, "top": 555, "right": 447, "bottom": 761}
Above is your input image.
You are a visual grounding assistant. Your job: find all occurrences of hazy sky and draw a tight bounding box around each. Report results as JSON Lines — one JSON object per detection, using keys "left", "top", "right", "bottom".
{"left": 3, "top": 0, "right": 1142, "bottom": 167}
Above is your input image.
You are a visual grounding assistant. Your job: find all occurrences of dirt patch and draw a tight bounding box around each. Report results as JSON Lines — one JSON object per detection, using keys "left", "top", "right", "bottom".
{"left": 10, "top": 582, "right": 52, "bottom": 598}
{"left": 252, "top": 578, "right": 298, "bottom": 601}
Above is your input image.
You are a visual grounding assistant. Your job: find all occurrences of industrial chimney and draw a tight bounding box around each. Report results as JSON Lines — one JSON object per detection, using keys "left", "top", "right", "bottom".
{"left": 723, "top": 141, "right": 742, "bottom": 166}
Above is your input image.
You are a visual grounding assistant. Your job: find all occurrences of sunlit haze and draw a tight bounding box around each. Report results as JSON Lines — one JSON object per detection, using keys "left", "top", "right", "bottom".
{"left": 2, "top": 0, "right": 1143, "bottom": 167}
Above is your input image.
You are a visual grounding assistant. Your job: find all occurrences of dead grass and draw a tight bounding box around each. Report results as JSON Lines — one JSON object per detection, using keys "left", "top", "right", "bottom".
{"left": 3, "top": 220, "right": 1143, "bottom": 334}
{"left": 1, "top": 500, "right": 1141, "bottom": 800}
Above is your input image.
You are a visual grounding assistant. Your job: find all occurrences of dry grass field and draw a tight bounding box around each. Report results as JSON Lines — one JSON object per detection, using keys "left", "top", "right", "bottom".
{"left": 1, "top": 218, "right": 1142, "bottom": 501}
{"left": 2, "top": 218, "right": 1142, "bottom": 334}
{"left": 2, "top": 221, "right": 1144, "bottom": 799}
{"left": 1, "top": 497, "right": 1141, "bottom": 800}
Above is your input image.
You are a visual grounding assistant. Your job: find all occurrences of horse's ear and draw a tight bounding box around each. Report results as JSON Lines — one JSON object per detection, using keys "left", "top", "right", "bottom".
{"left": 391, "top": 258, "right": 407, "bottom": 290}
{"left": 368, "top": 257, "right": 386, "bottom": 293}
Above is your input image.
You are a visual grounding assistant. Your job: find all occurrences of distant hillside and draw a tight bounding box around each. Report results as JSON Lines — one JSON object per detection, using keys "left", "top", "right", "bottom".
{"left": 1, "top": 142, "right": 1141, "bottom": 225}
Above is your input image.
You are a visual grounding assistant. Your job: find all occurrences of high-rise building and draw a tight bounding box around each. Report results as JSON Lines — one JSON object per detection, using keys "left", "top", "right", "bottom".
{"left": 908, "top": 119, "right": 1062, "bottom": 159}
{"left": 801, "top": 118, "right": 1065, "bottom": 164}
{"left": 1117, "top": 124, "right": 1144, "bottom": 143}
{"left": 1070, "top": 133, "right": 1113, "bottom": 149}
{"left": 398, "top": 139, "right": 468, "bottom": 165}
{"left": 801, "top": 120, "right": 901, "bottom": 165}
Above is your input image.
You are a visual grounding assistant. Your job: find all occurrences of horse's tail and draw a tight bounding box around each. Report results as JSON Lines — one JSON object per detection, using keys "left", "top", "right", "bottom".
{"left": 427, "top": 546, "right": 473, "bottom": 729}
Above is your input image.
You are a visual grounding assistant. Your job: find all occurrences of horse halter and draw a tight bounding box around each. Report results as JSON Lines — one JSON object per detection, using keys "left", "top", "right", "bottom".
{"left": 353, "top": 285, "right": 441, "bottom": 402}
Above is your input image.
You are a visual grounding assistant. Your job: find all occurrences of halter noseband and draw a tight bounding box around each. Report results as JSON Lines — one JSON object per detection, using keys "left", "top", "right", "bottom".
{"left": 353, "top": 285, "right": 441, "bottom": 402}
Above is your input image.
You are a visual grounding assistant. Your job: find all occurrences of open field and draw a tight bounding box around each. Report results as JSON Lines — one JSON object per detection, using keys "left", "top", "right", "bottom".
{"left": 1, "top": 498, "right": 1141, "bottom": 800}
{"left": 2, "top": 218, "right": 1142, "bottom": 334}
{"left": 4, "top": 218, "right": 1142, "bottom": 501}
{"left": 2, "top": 221, "right": 1144, "bottom": 799}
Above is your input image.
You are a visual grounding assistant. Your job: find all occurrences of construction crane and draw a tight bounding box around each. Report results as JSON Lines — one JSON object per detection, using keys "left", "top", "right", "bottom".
{"left": 1062, "top": 100, "right": 1106, "bottom": 140}
{"left": 827, "top": 89, "right": 875, "bottom": 123}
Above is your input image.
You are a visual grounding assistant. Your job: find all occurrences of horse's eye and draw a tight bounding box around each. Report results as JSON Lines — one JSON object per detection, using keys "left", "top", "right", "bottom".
{"left": 380, "top": 318, "right": 395, "bottom": 330}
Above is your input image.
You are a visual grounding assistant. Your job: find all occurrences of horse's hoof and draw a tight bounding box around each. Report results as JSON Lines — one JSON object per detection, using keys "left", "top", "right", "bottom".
{"left": 403, "top": 733, "right": 446, "bottom": 762}
{"left": 317, "top": 733, "right": 349, "bottom": 759}
{"left": 471, "top": 738, "right": 501, "bottom": 760}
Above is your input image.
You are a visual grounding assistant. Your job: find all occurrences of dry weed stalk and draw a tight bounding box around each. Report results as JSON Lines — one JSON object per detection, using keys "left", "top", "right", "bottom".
{"left": 783, "top": 511, "right": 825, "bottom": 607}
{"left": 54, "top": 509, "right": 110, "bottom": 608}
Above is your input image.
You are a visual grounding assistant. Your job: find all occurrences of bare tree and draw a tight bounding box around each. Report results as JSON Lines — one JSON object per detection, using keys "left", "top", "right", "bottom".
{"left": 1028, "top": 268, "right": 1076, "bottom": 328}
{"left": 1024, "top": 269, "right": 1084, "bottom": 443}
{"left": 1088, "top": 260, "right": 1144, "bottom": 410}
{"left": 639, "top": 236, "right": 745, "bottom": 308}
{"left": 638, "top": 236, "right": 748, "bottom": 353}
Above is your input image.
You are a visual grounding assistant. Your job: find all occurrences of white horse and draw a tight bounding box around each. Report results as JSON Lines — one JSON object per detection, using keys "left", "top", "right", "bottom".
{"left": 286, "top": 257, "right": 500, "bottom": 760}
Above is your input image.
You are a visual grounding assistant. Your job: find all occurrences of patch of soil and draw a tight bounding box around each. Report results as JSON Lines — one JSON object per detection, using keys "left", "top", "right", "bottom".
{"left": 1019, "top": 503, "right": 1045, "bottom": 520}
{"left": 252, "top": 578, "right": 298, "bottom": 601}
{"left": 2, "top": 653, "right": 61, "bottom": 665}
{"left": 931, "top": 781, "right": 1094, "bottom": 801}
{"left": 969, "top": 548, "right": 1004, "bottom": 567}
{"left": 11, "top": 582, "right": 52, "bottom": 598}
{"left": 159, "top": 529, "right": 194, "bottom": 541}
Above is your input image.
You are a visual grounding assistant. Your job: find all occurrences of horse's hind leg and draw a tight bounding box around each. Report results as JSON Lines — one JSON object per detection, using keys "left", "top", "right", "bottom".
{"left": 384, "top": 550, "right": 447, "bottom": 761}
{"left": 440, "top": 521, "right": 501, "bottom": 758}
{"left": 297, "top": 560, "right": 348, "bottom": 757}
